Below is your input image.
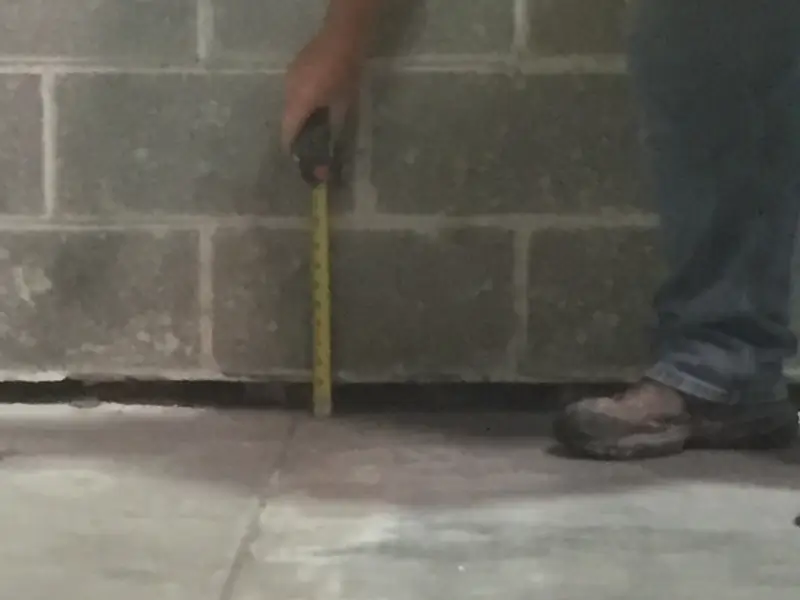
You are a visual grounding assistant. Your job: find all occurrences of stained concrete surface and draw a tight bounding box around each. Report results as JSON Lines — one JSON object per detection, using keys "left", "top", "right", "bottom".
{"left": 0, "top": 403, "right": 799, "bottom": 599}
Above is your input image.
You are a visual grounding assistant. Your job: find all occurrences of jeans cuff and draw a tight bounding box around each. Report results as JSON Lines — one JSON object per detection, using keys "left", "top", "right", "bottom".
{"left": 645, "top": 362, "right": 728, "bottom": 403}
{"left": 645, "top": 362, "right": 786, "bottom": 405}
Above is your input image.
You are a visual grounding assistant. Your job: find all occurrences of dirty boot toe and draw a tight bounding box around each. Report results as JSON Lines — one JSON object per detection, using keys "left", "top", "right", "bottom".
{"left": 553, "top": 381, "right": 691, "bottom": 460}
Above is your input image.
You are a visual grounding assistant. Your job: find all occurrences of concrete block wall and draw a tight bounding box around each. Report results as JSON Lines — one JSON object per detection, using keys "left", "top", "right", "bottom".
{"left": 0, "top": 0, "right": 684, "bottom": 383}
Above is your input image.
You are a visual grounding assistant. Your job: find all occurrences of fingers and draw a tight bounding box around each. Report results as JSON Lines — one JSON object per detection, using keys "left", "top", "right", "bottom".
{"left": 282, "top": 93, "right": 351, "bottom": 154}
{"left": 281, "top": 94, "right": 313, "bottom": 153}
{"left": 281, "top": 60, "right": 314, "bottom": 150}
{"left": 281, "top": 60, "right": 358, "bottom": 153}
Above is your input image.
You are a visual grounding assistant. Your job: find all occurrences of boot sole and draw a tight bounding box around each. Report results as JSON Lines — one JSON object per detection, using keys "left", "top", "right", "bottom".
{"left": 686, "top": 405, "right": 799, "bottom": 450}
{"left": 553, "top": 405, "right": 799, "bottom": 460}
{"left": 552, "top": 413, "right": 689, "bottom": 460}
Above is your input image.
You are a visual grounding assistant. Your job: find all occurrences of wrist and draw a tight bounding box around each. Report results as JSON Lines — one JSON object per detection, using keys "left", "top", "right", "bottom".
{"left": 323, "top": 0, "right": 378, "bottom": 59}
{"left": 320, "top": 22, "right": 370, "bottom": 65}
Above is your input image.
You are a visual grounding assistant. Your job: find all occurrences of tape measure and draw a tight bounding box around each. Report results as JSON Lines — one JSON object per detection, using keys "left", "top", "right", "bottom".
{"left": 292, "top": 108, "right": 336, "bottom": 417}
{"left": 310, "top": 183, "right": 332, "bottom": 417}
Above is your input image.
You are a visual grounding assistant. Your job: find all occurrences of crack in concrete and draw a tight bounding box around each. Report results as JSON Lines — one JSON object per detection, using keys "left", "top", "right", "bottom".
{"left": 217, "top": 414, "right": 300, "bottom": 600}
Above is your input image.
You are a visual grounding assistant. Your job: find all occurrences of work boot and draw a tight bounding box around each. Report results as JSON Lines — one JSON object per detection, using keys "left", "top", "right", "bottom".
{"left": 687, "top": 400, "right": 799, "bottom": 450}
{"left": 553, "top": 380, "right": 798, "bottom": 460}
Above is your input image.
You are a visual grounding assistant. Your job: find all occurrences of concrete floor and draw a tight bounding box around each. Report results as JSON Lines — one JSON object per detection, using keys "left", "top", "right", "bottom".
{"left": 1, "top": 402, "right": 800, "bottom": 599}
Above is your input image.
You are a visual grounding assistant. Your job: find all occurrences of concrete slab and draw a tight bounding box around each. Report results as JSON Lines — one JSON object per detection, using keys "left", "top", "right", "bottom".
{"left": 1, "top": 406, "right": 799, "bottom": 599}
{"left": 0, "top": 403, "right": 294, "bottom": 600}
{"left": 232, "top": 413, "right": 800, "bottom": 600}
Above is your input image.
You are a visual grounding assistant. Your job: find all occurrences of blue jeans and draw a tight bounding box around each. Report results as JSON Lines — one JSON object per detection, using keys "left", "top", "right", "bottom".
{"left": 628, "top": 1, "right": 800, "bottom": 404}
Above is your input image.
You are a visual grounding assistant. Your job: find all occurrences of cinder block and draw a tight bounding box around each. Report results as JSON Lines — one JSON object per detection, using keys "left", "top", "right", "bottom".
{"left": 0, "top": 0, "right": 195, "bottom": 60}
{"left": 522, "top": 227, "right": 664, "bottom": 379}
{"left": 0, "top": 75, "right": 43, "bottom": 214}
{"left": 212, "top": 228, "right": 310, "bottom": 375}
{"left": 528, "top": 0, "right": 629, "bottom": 56}
{"left": 330, "top": 227, "right": 517, "bottom": 378}
{"left": 374, "top": 0, "right": 515, "bottom": 56}
{"left": 212, "top": 227, "right": 516, "bottom": 379}
{"left": 56, "top": 74, "right": 354, "bottom": 217}
{"left": 371, "top": 72, "right": 643, "bottom": 215}
{"left": 0, "top": 229, "right": 200, "bottom": 371}
{"left": 212, "top": 0, "right": 326, "bottom": 59}
{"left": 212, "top": 0, "right": 514, "bottom": 59}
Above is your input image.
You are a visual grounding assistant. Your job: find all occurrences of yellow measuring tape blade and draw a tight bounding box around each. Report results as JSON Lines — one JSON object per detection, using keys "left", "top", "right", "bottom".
{"left": 311, "top": 183, "right": 332, "bottom": 417}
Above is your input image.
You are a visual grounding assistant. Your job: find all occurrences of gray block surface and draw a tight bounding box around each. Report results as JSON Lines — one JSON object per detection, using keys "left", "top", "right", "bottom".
{"left": 0, "top": 0, "right": 195, "bottom": 60}
{"left": 0, "top": 75, "right": 43, "bottom": 215}
{"left": 371, "top": 73, "right": 643, "bottom": 215}
{"left": 523, "top": 227, "right": 664, "bottom": 379}
{"left": 213, "top": 227, "right": 516, "bottom": 378}
{"left": 0, "top": 229, "right": 200, "bottom": 371}
{"left": 528, "top": 0, "right": 629, "bottom": 55}
{"left": 57, "top": 74, "right": 354, "bottom": 217}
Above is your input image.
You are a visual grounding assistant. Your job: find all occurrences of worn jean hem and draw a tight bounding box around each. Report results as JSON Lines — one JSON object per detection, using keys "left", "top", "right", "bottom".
{"left": 646, "top": 362, "right": 785, "bottom": 405}
{"left": 645, "top": 362, "right": 729, "bottom": 402}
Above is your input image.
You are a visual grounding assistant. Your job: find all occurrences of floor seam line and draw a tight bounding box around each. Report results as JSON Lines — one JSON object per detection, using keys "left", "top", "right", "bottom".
{"left": 216, "top": 414, "right": 300, "bottom": 600}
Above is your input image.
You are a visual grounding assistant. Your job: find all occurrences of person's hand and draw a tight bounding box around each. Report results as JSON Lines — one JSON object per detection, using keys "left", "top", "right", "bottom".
{"left": 282, "top": 24, "right": 366, "bottom": 152}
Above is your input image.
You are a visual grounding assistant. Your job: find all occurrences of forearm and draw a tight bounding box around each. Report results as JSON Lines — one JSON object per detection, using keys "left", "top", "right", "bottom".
{"left": 324, "top": 0, "right": 381, "bottom": 56}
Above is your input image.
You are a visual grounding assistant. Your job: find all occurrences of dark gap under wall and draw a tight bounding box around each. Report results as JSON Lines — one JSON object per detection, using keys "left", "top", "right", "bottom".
{"left": 0, "top": 381, "right": 797, "bottom": 413}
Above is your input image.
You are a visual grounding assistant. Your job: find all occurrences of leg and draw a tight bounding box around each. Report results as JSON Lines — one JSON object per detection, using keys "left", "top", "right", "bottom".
{"left": 554, "top": 1, "right": 800, "bottom": 459}
{"left": 640, "top": 4, "right": 800, "bottom": 404}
